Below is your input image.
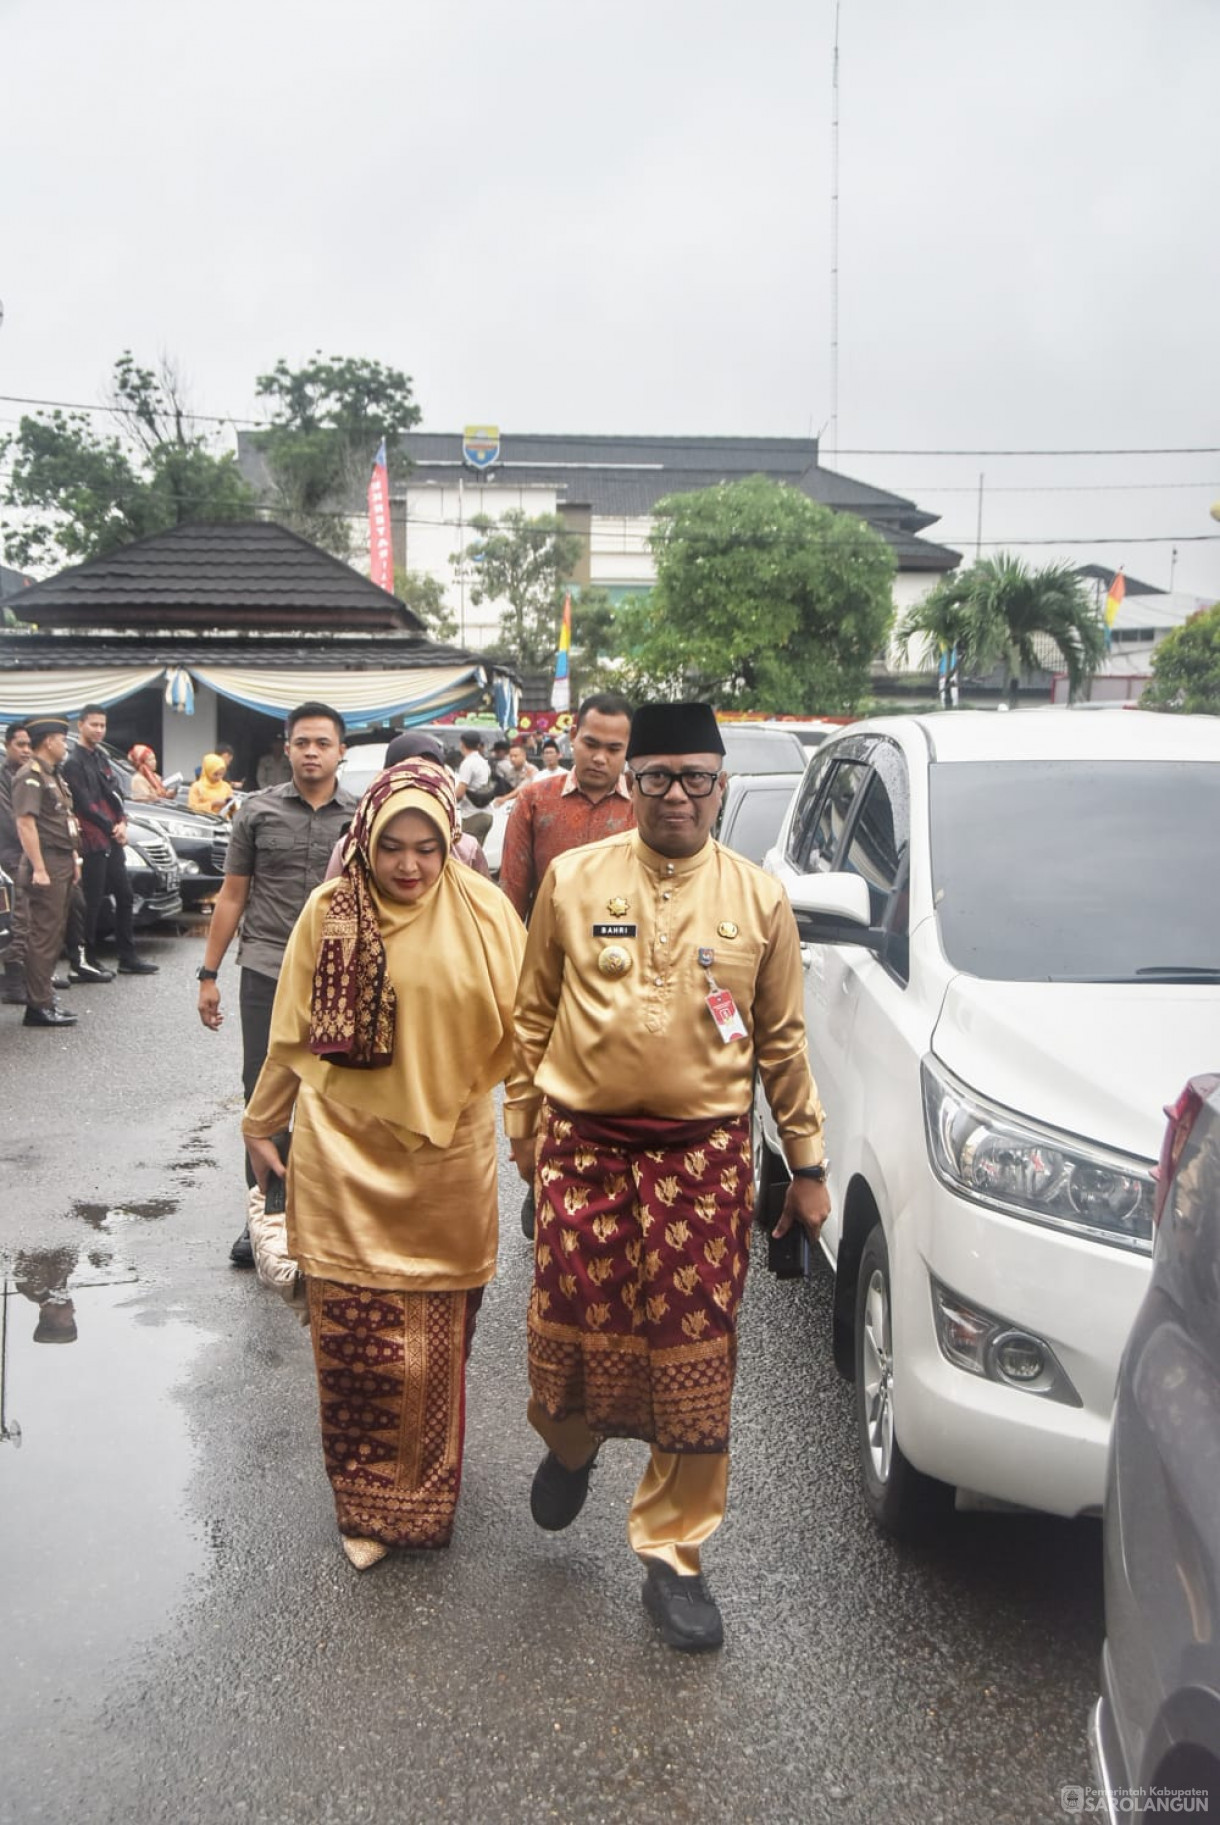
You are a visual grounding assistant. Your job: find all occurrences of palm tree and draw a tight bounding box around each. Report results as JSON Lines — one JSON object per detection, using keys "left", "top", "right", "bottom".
{"left": 899, "top": 555, "right": 1107, "bottom": 705}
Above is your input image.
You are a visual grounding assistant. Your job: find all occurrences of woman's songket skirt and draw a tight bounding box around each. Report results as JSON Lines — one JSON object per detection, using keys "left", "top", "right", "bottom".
{"left": 306, "top": 1278, "right": 481, "bottom": 1548}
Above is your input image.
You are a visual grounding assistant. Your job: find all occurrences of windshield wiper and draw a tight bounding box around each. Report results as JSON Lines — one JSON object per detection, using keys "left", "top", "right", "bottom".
{"left": 1133, "top": 966, "right": 1220, "bottom": 982}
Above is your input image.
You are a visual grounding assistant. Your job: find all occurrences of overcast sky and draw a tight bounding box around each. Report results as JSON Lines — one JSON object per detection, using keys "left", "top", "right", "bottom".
{"left": 4, "top": 0, "right": 1219, "bottom": 596}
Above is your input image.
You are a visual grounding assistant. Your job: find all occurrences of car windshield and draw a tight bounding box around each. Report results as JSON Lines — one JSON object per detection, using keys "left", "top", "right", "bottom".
{"left": 929, "top": 760, "right": 1220, "bottom": 982}
{"left": 720, "top": 728, "right": 806, "bottom": 774}
{"left": 722, "top": 786, "right": 795, "bottom": 864}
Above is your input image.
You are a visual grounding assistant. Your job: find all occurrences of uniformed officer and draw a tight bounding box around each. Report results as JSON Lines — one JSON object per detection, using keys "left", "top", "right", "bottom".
{"left": 12, "top": 717, "right": 81, "bottom": 1028}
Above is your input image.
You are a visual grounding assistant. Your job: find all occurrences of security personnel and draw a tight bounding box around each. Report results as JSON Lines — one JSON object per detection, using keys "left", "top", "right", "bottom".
{"left": 12, "top": 717, "right": 81, "bottom": 1028}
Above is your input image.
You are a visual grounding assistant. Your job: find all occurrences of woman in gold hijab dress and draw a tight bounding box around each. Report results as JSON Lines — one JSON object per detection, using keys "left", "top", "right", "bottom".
{"left": 242, "top": 758, "right": 525, "bottom": 1570}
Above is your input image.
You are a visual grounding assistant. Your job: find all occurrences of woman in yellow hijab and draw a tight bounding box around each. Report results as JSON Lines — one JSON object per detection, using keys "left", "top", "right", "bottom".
{"left": 187, "top": 752, "right": 235, "bottom": 817}
{"left": 242, "top": 758, "right": 525, "bottom": 1570}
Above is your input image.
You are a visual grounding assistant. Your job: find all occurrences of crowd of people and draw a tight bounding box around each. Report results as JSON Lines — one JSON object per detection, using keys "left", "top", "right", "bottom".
{"left": 2, "top": 691, "right": 830, "bottom": 1652}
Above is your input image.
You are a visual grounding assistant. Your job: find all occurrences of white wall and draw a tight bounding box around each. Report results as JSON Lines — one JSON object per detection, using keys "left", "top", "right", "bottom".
{"left": 161, "top": 683, "right": 217, "bottom": 780}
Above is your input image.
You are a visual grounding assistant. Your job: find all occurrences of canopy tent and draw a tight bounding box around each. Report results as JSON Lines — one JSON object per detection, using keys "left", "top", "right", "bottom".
{"left": 0, "top": 661, "right": 515, "bottom": 732}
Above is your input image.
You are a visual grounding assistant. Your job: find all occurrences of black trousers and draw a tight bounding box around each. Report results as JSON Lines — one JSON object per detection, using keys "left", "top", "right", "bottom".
{"left": 240, "top": 967, "right": 280, "bottom": 1189}
{"left": 80, "top": 844, "right": 136, "bottom": 962}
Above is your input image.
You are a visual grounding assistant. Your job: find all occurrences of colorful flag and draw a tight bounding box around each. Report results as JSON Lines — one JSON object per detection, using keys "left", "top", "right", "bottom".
{"left": 1104, "top": 568, "right": 1126, "bottom": 628}
{"left": 368, "top": 440, "right": 393, "bottom": 593}
{"left": 550, "top": 593, "right": 572, "bottom": 712}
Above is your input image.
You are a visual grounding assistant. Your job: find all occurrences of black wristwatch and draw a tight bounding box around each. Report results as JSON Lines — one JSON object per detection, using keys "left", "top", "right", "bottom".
{"left": 196, "top": 966, "right": 219, "bottom": 982}
{"left": 793, "top": 1162, "right": 830, "bottom": 1183}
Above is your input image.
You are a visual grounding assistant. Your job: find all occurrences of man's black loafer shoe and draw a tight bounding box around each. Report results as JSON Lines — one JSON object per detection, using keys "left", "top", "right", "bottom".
{"left": 530, "top": 1449, "right": 597, "bottom": 1531}
{"left": 118, "top": 958, "right": 159, "bottom": 975}
{"left": 641, "top": 1561, "right": 724, "bottom": 1652}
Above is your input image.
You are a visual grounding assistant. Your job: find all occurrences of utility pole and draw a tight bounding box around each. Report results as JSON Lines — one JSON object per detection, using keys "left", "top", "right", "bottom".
{"left": 828, "top": 3, "right": 840, "bottom": 465}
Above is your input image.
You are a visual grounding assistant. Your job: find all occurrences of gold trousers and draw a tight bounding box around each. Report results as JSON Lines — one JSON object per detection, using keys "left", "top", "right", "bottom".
{"left": 528, "top": 1396, "right": 728, "bottom": 1576}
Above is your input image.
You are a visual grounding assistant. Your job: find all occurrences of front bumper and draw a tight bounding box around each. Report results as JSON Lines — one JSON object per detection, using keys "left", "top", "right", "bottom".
{"left": 889, "top": 1180, "right": 1149, "bottom": 1516}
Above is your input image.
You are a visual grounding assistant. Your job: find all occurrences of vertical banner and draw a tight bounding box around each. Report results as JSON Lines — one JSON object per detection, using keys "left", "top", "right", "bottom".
{"left": 368, "top": 439, "right": 393, "bottom": 593}
{"left": 1103, "top": 568, "right": 1125, "bottom": 648}
{"left": 551, "top": 593, "right": 573, "bottom": 712}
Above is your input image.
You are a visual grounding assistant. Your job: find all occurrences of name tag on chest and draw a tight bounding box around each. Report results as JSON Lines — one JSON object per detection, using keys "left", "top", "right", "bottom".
{"left": 592, "top": 923, "right": 637, "bottom": 938}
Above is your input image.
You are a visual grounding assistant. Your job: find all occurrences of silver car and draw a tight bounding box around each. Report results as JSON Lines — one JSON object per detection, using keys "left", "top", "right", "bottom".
{"left": 1091, "top": 1072, "right": 1220, "bottom": 1819}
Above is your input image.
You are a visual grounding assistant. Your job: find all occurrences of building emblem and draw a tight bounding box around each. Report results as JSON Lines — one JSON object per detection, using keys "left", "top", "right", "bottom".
{"left": 462, "top": 425, "right": 501, "bottom": 472}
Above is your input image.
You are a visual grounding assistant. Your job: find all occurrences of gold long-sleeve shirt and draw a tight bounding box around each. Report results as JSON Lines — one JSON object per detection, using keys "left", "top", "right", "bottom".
{"left": 504, "top": 831, "right": 826, "bottom": 1167}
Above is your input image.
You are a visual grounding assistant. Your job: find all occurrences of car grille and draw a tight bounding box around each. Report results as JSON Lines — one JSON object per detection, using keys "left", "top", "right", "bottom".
{"left": 210, "top": 832, "right": 230, "bottom": 872}
{"left": 137, "top": 832, "right": 176, "bottom": 870}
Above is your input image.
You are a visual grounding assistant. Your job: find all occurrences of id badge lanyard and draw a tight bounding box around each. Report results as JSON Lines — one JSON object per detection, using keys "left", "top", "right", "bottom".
{"left": 698, "top": 947, "right": 747, "bottom": 1043}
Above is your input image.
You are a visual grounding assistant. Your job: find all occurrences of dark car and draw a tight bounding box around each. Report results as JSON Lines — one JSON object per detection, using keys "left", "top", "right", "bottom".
{"left": 713, "top": 772, "right": 799, "bottom": 866}
{"left": 123, "top": 801, "right": 230, "bottom": 907}
{"left": 96, "top": 820, "right": 183, "bottom": 935}
{"left": 1091, "top": 1073, "right": 1220, "bottom": 1819}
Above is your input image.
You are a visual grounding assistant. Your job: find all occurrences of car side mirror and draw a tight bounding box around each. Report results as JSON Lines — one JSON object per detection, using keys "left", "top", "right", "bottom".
{"left": 787, "top": 872, "right": 882, "bottom": 949}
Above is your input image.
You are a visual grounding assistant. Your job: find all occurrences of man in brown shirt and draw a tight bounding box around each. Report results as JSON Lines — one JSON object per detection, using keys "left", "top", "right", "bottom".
{"left": 196, "top": 702, "right": 355, "bottom": 1264}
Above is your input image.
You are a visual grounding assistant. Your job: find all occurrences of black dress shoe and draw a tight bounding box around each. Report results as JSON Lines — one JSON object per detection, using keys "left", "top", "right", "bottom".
{"left": 51, "top": 974, "right": 71, "bottom": 990}
{"left": 71, "top": 958, "right": 115, "bottom": 983}
{"left": 641, "top": 1561, "right": 724, "bottom": 1653}
{"left": 530, "top": 1448, "right": 597, "bottom": 1531}
{"left": 23, "top": 1004, "right": 78, "bottom": 1028}
{"left": 117, "top": 958, "right": 159, "bottom": 975}
{"left": 520, "top": 1184, "right": 536, "bottom": 1240}
{"left": 230, "top": 1227, "right": 255, "bottom": 1268}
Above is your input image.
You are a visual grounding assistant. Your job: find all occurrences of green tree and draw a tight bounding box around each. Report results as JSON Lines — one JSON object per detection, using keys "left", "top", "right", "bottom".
{"left": 3, "top": 353, "right": 256, "bottom": 569}
{"left": 1143, "top": 603, "right": 1220, "bottom": 714}
{"left": 393, "top": 566, "right": 458, "bottom": 642}
{"left": 617, "top": 476, "right": 895, "bottom": 711}
{"left": 252, "top": 354, "right": 421, "bottom": 559}
{"left": 461, "top": 510, "right": 583, "bottom": 671}
{"left": 900, "top": 554, "right": 1106, "bottom": 703}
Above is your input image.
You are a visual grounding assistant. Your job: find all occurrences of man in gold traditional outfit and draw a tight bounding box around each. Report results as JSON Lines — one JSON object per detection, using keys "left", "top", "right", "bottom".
{"left": 505, "top": 700, "right": 830, "bottom": 1651}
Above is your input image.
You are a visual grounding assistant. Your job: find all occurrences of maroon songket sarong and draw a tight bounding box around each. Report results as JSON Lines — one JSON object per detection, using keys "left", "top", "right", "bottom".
{"left": 307, "top": 1279, "right": 482, "bottom": 1548}
{"left": 527, "top": 1102, "right": 753, "bottom": 1453}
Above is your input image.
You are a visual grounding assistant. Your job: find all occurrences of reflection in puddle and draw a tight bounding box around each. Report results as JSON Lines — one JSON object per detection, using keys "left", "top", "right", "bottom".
{"left": 0, "top": 1259, "right": 211, "bottom": 1758}
{"left": 73, "top": 1196, "right": 178, "bottom": 1230}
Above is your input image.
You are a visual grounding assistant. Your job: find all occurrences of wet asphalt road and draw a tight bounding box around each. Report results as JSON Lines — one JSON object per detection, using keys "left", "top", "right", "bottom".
{"left": 0, "top": 926, "right": 1104, "bottom": 1825}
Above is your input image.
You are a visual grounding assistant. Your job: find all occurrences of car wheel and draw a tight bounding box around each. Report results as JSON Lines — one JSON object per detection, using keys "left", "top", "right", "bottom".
{"left": 750, "top": 1080, "right": 783, "bottom": 1228}
{"left": 854, "top": 1223, "right": 953, "bottom": 1539}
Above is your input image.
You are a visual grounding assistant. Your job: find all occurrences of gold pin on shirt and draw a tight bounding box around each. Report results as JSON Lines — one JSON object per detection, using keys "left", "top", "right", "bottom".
{"left": 717, "top": 921, "right": 739, "bottom": 940}
{"left": 607, "top": 896, "right": 629, "bottom": 916}
{"left": 598, "top": 944, "right": 632, "bottom": 978}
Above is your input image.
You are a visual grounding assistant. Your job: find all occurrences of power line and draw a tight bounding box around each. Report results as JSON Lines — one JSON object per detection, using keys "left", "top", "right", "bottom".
{"left": 2, "top": 395, "right": 1218, "bottom": 460}
{"left": 837, "top": 445, "right": 1220, "bottom": 457}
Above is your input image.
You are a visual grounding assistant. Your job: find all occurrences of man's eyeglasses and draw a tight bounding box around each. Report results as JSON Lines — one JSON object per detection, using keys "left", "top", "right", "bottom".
{"left": 632, "top": 767, "right": 721, "bottom": 799}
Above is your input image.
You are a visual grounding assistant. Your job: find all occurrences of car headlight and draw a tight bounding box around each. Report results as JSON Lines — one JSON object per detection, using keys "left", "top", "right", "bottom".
{"left": 153, "top": 819, "right": 208, "bottom": 842}
{"left": 921, "top": 1056, "right": 1154, "bottom": 1253}
{"left": 123, "top": 845, "right": 143, "bottom": 871}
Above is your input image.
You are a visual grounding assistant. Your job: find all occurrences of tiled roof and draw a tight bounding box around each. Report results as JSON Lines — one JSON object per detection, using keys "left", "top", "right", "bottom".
{"left": 0, "top": 631, "right": 499, "bottom": 672}
{"left": 9, "top": 521, "right": 421, "bottom": 633}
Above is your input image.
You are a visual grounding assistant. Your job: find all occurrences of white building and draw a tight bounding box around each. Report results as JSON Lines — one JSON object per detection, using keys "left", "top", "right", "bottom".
{"left": 239, "top": 430, "right": 961, "bottom": 653}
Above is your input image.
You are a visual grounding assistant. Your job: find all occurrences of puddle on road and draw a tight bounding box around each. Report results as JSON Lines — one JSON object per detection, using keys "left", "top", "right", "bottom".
{"left": 0, "top": 1244, "right": 211, "bottom": 1746}
{"left": 73, "top": 1196, "right": 179, "bottom": 1230}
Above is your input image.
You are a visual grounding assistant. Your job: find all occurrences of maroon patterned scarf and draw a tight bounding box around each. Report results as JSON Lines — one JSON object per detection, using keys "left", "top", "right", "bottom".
{"left": 307, "top": 758, "right": 458, "bottom": 1069}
